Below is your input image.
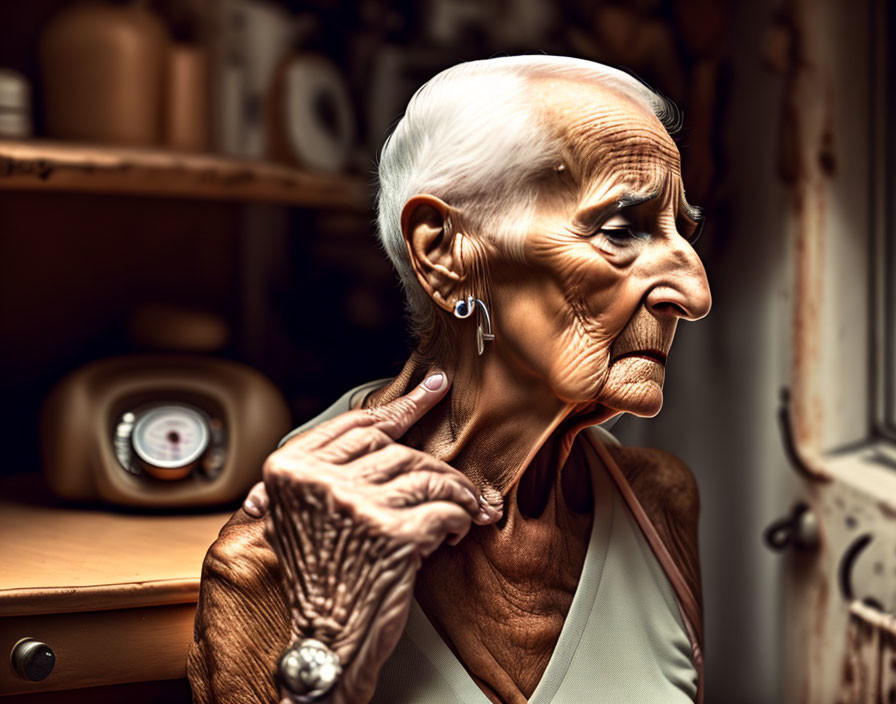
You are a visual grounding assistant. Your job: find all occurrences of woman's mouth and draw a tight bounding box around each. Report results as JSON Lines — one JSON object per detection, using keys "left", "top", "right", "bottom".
{"left": 612, "top": 349, "right": 668, "bottom": 366}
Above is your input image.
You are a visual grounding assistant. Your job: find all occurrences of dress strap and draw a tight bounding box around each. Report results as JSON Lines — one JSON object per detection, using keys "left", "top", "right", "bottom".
{"left": 584, "top": 428, "right": 705, "bottom": 704}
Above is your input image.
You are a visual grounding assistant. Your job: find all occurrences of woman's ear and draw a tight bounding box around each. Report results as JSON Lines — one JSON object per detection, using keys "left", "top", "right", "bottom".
{"left": 401, "top": 195, "right": 466, "bottom": 312}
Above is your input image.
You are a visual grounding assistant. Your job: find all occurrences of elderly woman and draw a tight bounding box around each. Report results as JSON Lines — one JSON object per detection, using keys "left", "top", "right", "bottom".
{"left": 188, "top": 55, "right": 711, "bottom": 704}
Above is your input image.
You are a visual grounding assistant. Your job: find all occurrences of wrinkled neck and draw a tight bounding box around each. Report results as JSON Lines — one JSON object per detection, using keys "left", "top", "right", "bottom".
{"left": 363, "top": 335, "right": 613, "bottom": 513}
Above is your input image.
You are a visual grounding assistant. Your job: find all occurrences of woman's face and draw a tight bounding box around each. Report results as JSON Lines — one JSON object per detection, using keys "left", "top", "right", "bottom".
{"left": 487, "top": 83, "right": 711, "bottom": 418}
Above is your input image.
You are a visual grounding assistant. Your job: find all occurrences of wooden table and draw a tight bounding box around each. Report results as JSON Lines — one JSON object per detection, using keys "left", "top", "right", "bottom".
{"left": 0, "top": 477, "right": 231, "bottom": 698}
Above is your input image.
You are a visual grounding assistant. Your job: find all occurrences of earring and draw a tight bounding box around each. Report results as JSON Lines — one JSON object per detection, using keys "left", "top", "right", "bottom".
{"left": 453, "top": 296, "right": 495, "bottom": 355}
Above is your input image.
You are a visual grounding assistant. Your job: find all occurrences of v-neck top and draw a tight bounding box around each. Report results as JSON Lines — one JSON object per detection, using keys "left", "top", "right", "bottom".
{"left": 281, "top": 381, "right": 699, "bottom": 703}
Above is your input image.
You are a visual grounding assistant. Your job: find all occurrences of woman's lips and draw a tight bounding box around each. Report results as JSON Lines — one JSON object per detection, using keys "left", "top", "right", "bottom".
{"left": 612, "top": 349, "right": 667, "bottom": 366}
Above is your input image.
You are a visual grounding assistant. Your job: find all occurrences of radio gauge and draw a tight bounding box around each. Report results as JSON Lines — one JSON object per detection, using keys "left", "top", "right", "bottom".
{"left": 132, "top": 405, "right": 210, "bottom": 480}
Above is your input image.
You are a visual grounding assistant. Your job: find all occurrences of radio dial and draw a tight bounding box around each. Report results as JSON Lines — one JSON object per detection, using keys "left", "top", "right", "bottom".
{"left": 132, "top": 405, "right": 210, "bottom": 480}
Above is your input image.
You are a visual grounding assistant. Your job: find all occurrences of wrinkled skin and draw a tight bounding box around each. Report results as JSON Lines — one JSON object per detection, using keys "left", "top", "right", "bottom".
{"left": 189, "top": 79, "right": 711, "bottom": 704}
{"left": 263, "top": 375, "right": 500, "bottom": 704}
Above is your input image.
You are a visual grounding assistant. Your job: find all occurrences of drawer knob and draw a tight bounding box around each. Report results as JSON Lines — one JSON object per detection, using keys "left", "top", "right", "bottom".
{"left": 10, "top": 638, "right": 55, "bottom": 681}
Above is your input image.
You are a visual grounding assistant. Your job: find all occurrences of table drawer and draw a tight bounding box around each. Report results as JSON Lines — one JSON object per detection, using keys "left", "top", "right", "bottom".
{"left": 0, "top": 604, "right": 197, "bottom": 696}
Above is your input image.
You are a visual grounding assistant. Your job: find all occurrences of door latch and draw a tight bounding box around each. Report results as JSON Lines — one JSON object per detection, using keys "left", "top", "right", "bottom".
{"left": 764, "top": 502, "right": 820, "bottom": 551}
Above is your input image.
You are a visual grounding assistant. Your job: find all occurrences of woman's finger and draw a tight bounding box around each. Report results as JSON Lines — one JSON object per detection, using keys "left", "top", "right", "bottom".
{"left": 311, "top": 425, "right": 393, "bottom": 464}
{"left": 383, "top": 471, "right": 481, "bottom": 517}
{"left": 242, "top": 482, "right": 269, "bottom": 518}
{"left": 364, "top": 372, "right": 449, "bottom": 440}
{"left": 292, "top": 372, "right": 450, "bottom": 450}
{"left": 402, "top": 502, "right": 476, "bottom": 557}
{"left": 349, "top": 443, "right": 478, "bottom": 495}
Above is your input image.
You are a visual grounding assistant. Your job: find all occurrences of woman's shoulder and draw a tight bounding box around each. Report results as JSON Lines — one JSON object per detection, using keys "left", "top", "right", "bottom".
{"left": 604, "top": 443, "right": 700, "bottom": 521}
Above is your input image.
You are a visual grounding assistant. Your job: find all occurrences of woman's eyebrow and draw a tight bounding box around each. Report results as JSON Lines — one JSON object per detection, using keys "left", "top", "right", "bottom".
{"left": 617, "top": 191, "right": 659, "bottom": 211}
{"left": 572, "top": 189, "right": 658, "bottom": 229}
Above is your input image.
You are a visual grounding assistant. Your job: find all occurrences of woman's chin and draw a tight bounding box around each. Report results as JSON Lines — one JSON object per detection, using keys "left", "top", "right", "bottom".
{"left": 600, "top": 360, "right": 666, "bottom": 417}
{"left": 552, "top": 358, "right": 665, "bottom": 415}
{"left": 610, "top": 384, "right": 664, "bottom": 417}
{"left": 632, "top": 391, "right": 664, "bottom": 417}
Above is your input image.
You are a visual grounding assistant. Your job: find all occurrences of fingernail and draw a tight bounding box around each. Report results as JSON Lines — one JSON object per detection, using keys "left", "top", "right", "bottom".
{"left": 423, "top": 372, "right": 446, "bottom": 391}
{"left": 243, "top": 499, "right": 257, "bottom": 514}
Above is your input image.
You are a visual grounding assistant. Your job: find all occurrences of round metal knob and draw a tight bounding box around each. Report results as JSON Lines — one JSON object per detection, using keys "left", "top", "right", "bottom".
{"left": 10, "top": 638, "right": 55, "bottom": 682}
{"left": 764, "top": 503, "right": 819, "bottom": 552}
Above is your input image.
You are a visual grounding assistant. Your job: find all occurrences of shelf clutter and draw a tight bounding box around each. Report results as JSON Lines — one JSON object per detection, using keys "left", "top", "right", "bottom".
{"left": 0, "top": 140, "right": 370, "bottom": 210}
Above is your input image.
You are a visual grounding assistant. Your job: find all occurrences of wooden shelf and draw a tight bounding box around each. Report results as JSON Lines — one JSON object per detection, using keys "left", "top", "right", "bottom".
{"left": 0, "top": 140, "right": 370, "bottom": 210}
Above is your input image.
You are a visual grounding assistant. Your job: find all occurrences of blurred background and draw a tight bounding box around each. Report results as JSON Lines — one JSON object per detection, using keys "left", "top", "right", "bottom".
{"left": 0, "top": 1, "right": 893, "bottom": 703}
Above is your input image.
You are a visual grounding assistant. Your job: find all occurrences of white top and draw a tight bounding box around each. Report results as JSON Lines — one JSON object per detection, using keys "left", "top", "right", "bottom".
{"left": 283, "top": 382, "right": 698, "bottom": 703}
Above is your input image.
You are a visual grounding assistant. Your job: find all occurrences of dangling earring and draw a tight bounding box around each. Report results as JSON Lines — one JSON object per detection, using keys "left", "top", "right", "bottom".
{"left": 453, "top": 296, "right": 495, "bottom": 355}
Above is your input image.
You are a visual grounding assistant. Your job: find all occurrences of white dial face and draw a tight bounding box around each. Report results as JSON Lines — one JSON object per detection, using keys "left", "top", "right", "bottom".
{"left": 132, "top": 405, "right": 209, "bottom": 469}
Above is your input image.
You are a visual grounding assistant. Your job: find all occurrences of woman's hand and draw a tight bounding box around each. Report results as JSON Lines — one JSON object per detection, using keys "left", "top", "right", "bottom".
{"left": 255, "top": 372, "right": 501, "bottom": 704}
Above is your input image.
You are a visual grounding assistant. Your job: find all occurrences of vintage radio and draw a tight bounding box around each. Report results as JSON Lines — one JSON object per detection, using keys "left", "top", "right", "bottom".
{"left": 40, "top": 355, "right": 291, "bottom": 508}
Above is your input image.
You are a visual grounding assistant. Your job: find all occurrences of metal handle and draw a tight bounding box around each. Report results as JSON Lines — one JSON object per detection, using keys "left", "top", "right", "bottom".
{"left": 763, "top": 502, "right": 819, "bottom": 551}
{"left": 10, "top": 638, "right": 55, "bottom": 682}
{"left": 777, "top": 388, "right": 831, "bottom": 482}
{"left": 838, "top": 533, "right": 874, "bottom": 601}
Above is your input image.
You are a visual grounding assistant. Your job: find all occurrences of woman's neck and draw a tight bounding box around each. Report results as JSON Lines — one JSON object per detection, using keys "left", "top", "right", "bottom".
{"left": 365, "top": 340, "right": 609, "bottom": 702}
{"left": 363, "top": 338, "right": 612, "bottom": 516}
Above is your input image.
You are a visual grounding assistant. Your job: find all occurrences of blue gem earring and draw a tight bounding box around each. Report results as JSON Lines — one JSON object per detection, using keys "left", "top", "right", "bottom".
{"left": 453, "top": 296, "right": 495, "bottom": 355}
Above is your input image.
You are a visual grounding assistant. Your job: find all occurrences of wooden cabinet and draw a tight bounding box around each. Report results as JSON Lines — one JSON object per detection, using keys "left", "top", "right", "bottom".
{"left": 0, "top": 139, "right": 371, "bottom": 699}
{"left": 0, "top": 478, "right": 231, "bottom": 698}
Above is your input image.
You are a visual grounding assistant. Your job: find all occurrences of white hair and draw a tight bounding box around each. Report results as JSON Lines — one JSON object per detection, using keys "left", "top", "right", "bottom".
{"left": 375, "top": 55, "right": 679, "bottom": 342}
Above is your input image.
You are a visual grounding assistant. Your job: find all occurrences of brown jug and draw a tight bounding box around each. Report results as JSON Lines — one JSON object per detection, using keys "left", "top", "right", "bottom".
{"left": 39, "top": 0, "right": 169, "bottom": 145}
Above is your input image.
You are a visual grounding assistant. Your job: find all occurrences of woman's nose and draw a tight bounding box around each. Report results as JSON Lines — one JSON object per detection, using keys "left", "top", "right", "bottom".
{"left": 644, "top": 243, "right": 712, "bottom": 321}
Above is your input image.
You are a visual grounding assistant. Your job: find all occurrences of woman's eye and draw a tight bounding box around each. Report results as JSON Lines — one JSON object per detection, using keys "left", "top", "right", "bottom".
{"left": 594, "top": 214, "right": 647, "bottom": 243}
{"left": 588, "top": 213, "right": 650, "bottom": 260}
{"left": 591, "top": 213, "right": 650, "bottom": 264}
{"left": 599, "top": 226, "right": 641, "bottom": 242}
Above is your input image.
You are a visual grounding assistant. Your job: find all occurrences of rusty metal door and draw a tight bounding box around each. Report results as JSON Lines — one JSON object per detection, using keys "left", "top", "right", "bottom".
{"left": 763, "top": 0, "right": 896, "bottom": 701}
